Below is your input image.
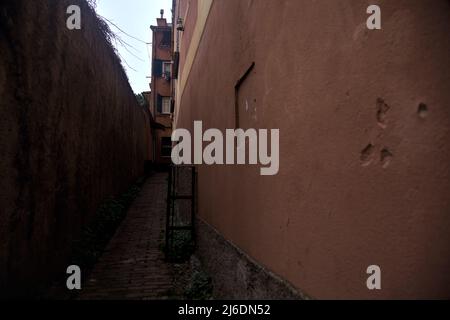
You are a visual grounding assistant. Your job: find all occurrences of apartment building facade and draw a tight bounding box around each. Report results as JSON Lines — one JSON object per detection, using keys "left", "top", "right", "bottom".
{"left": 149, "top": 11, "right": 173, "bottom": 165}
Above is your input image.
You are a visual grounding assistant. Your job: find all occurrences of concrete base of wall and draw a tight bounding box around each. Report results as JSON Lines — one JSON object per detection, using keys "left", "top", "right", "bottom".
{"left": 195, "top": 218, "right": 308, "bottom": 300}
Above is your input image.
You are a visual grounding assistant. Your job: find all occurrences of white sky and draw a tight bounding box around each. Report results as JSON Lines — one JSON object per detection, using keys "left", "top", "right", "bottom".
{"left": 96, "top": 0, "right": 172, "bottom": 93}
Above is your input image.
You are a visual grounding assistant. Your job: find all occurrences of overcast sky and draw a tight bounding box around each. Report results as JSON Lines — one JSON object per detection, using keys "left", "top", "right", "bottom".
{"left": 96, "top": 0, "right": 172, "bottom": 93}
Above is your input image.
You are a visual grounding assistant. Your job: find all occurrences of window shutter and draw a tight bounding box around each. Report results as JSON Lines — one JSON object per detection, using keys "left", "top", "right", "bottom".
{"left": 157, "top": 95, "right": 162, "bottom": 113}
{"left": 173, "top": 52, "right": 179, "bottom": 79}
{"left": 152, "top": 59, "right": 163, "bottom": 77}
{"left": 161, "top": 31, "right": 171, "bottom": 46}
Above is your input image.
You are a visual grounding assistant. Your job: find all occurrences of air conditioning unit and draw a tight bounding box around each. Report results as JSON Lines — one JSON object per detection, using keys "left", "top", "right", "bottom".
{"left": 176, "top": 17, "right": 184, "bottom": 31}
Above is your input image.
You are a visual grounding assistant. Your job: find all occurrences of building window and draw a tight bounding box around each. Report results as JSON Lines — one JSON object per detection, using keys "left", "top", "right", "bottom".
{"left": 162, "top": 97, "right": 171, "bottom": 114}
{"left": 160, "top": 30, "right": 171, "bottom": 47}
{"left": 161, "top": 137, "right": 172, "bottom": 157}
{"left": 163, "top": 62, "right": 171, "bottom": 74}
{"left": 153, "top": 60, "right": 171, "bottom": 78}
{"left": 162, "top": 61, "right": 171, "bottom": 80}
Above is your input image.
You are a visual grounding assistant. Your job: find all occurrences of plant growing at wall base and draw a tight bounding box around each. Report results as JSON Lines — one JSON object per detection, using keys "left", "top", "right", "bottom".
{"left": 71, "top": 177, "right": 146, "bottom": 271}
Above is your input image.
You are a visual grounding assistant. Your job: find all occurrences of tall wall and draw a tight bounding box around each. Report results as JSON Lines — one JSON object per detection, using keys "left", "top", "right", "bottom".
{"left": 175, "top": 0, "right": 450, "bottom": 299}
{"left": 0, "top": 0, "right": 151, "bottom": 296}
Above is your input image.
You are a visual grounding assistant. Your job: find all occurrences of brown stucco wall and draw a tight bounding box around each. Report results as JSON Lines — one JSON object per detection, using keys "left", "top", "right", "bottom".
{"left": 175, "top": 0, "right": 450, "bottom": 299}
{"left": 0, "top": 0, "right": 150, "bottom": 296}
{"left": 179, "top": 0, "right": 198, "bottom": 72}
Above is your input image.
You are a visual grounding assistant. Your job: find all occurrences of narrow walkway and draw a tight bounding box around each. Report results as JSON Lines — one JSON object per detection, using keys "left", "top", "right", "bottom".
{"left": 79, "top": 173, "right": 173, "bottom": 300}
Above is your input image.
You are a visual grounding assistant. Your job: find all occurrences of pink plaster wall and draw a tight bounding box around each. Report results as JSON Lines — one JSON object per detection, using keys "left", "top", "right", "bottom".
{"left": 175, "top": 0, "right": 450, "bottom": 299}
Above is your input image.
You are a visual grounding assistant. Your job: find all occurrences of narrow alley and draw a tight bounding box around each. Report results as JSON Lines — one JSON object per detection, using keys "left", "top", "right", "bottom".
{"left": 1, "top": 0, "right": 450, "bottom": 304}
{"left": 79, "top": 173, "right": 173, "bottom": 300}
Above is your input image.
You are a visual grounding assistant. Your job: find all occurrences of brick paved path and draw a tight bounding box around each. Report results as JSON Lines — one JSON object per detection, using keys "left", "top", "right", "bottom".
{"left": 79, "top": 173, "right": 173, "bottom": 300}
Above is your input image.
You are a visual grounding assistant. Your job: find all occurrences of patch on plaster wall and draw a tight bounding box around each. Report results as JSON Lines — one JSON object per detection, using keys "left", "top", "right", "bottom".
{"left": 380, "top": 148, "right": 393, "bottom": 168}
{"left": 360, "top": 144, "right": 375, "bottom": 167}
{"left": 235, "top": 62, "right": 255, "bottom": 128}
{"left": 418, "top": 103, "right": 428, "bottom": 119}
{"left": 253, "top": 102, "right": 258, "bottom": 122}
{"left": 353, "top": 23, "right": 369, "bottom": 41}
{"left": 376, "top": 98, "right": 390, "bottom": 129}
{"left": 244, "top": 99, "right": 258, "bottom": 122}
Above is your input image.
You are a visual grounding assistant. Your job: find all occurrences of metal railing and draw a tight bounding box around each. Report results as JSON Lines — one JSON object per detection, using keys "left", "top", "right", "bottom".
{"left": 165, "top": 165, "right": 197, "bottom": 262}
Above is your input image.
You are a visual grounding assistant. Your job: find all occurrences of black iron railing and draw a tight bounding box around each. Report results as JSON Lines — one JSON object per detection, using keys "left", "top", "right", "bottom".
{"left": 165, "top": 165, "right": 197, "bottom": 262}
